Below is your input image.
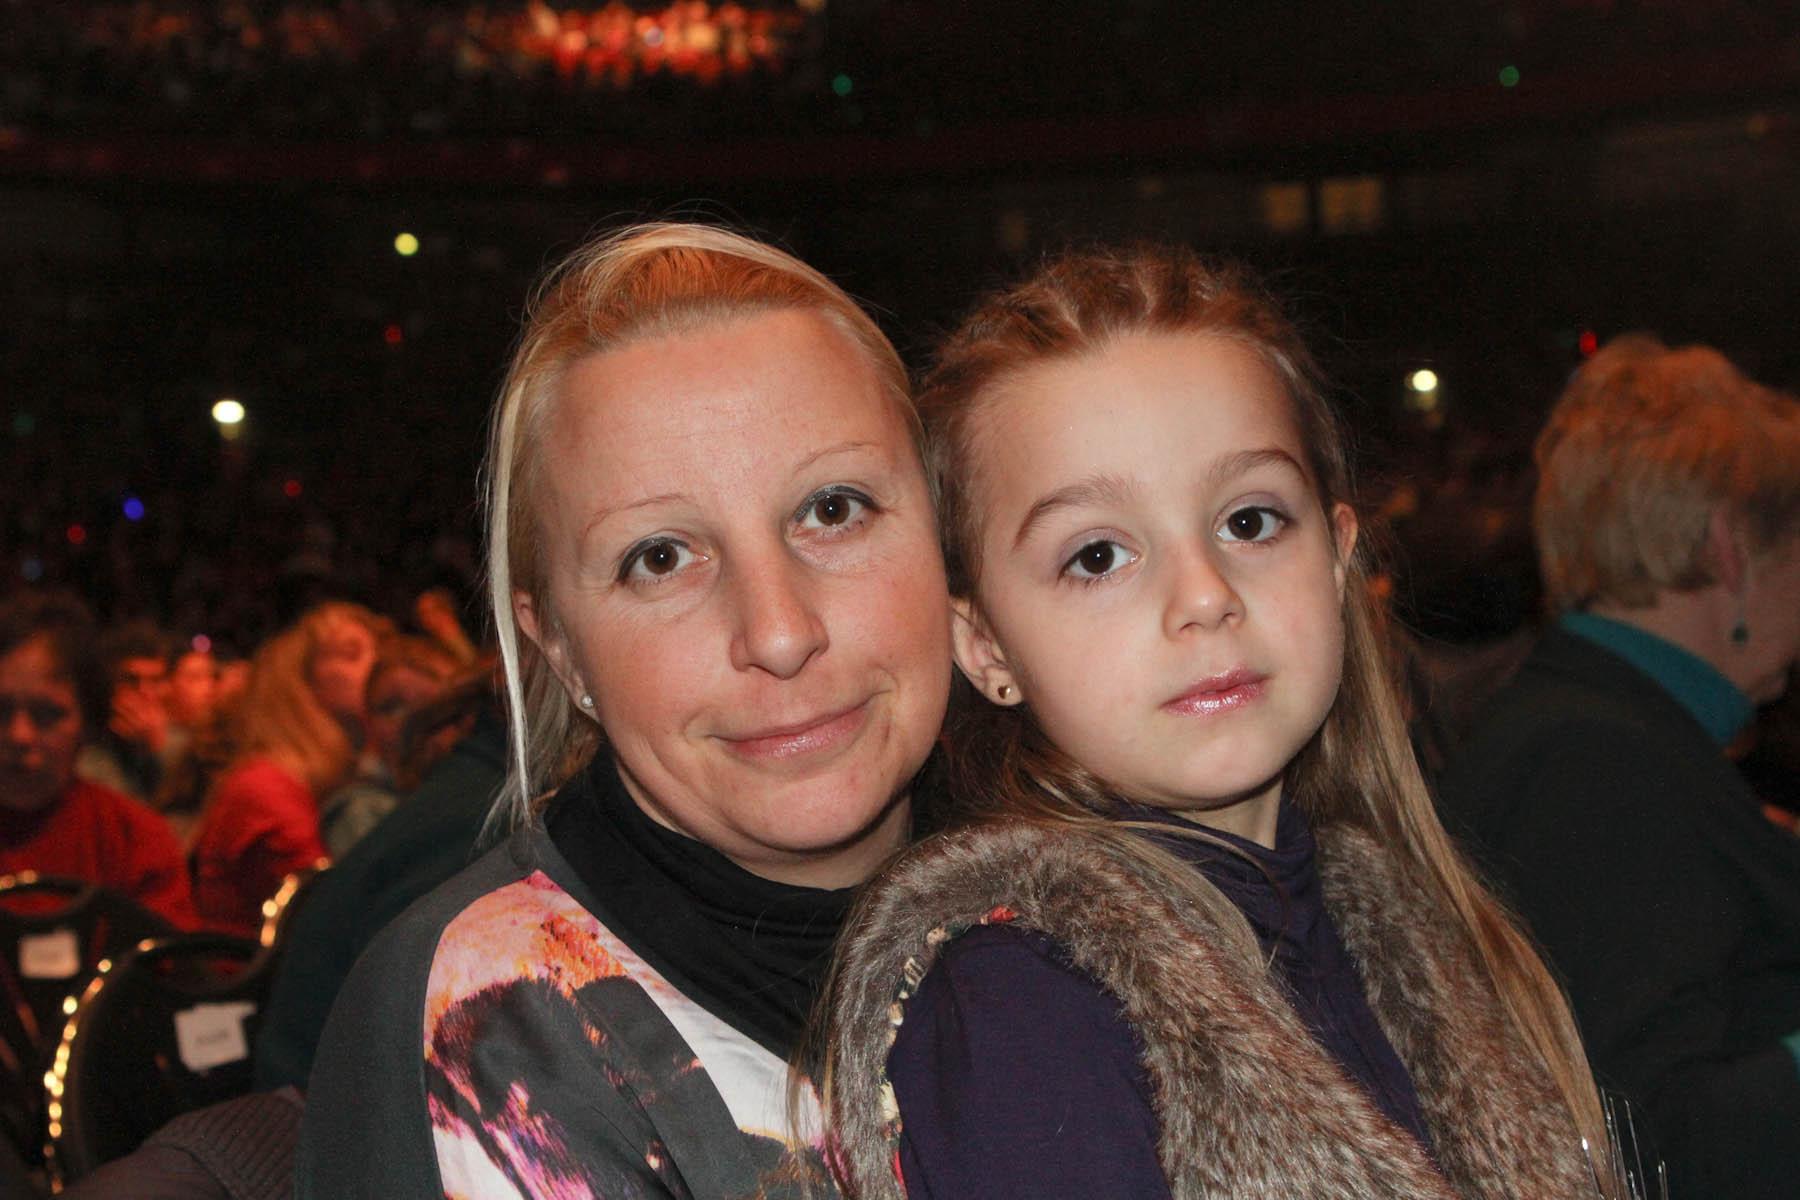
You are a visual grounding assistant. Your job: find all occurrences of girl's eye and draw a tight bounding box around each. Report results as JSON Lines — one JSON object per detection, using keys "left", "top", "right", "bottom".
{"left": 1063, "top": 539, "right": 1132, "bottom": 580}
{"left": 797, "top": 488, "right": 873, "bottom": 530}
{"left": 621, "top": 539, "right": 696, "bottom": 582}
{"left": 1217, "top": 506, "right": 1285, "bottom": 544}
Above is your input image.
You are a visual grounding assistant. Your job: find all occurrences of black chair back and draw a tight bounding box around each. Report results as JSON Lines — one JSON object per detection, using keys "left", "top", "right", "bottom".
{"left": 0, "top": 874, "right": 172, "bottom": 1169}
{"left": 45, "top": 930, "right": 280, "bottom": 1184}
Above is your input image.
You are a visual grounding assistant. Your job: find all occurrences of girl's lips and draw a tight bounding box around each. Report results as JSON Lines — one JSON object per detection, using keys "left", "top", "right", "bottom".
{"left": 719, "top": 701, "right": 869, "bottom": 760}
{"left": 1163, "top": 670, "right": 1266, "bottom": 716}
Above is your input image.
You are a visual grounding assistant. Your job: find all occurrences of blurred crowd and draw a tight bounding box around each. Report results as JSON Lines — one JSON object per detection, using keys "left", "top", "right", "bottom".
{"left": 2, "top": 0, "right": 1793, "bottom": 143}
{"left": 0, "top": 585, "right": 486, "bottom": 935}
{"left": 0, "top": 0, "right": 816, "bottom": 141}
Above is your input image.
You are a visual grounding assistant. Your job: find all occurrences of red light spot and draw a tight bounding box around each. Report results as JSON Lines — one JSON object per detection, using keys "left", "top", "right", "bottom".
{"left": 283, "top": 479, "right": 302, "bottom": 498}
{"left": 383, "top": 323, "right": 404, "bottom": 346}
{"left": 1578, "top": 329, "right": 1598, "bottom": 356}
{"left": 66, "top": 524, "right": 87, "bottom": 545}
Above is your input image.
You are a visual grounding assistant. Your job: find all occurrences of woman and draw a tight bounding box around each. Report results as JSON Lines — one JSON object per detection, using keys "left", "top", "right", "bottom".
{"left": 296, "top": 223, "right": 951, "bottom": 1198}
{"left": 189, "top": 601, "right": 388, "bottom": 935}
{"left": 1439, "top": 335, "right": 1800, "bottom": 1199}
{"left": 0, "top": 589, "right": 196, "bottom": 928}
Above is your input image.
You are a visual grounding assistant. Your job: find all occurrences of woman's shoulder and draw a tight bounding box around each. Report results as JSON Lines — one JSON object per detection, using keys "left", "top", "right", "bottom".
{"left": 302, "top": 824, "right": 827, "bottom": 1199}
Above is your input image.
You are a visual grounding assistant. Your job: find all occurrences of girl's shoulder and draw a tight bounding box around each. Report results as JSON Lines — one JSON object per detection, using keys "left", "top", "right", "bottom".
{"left": 838, "top": 819, "right": 1262, "bottom": 1042}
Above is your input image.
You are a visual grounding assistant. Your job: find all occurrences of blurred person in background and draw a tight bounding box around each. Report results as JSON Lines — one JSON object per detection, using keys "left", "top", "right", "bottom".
{"left": 317, "top": 635, "right": 458, "bottom": 857}
{"left": 0, "top": 590, "right": 196, "bottom": 927}
{"left": 413, "top": 586, "right": 479, "bottom": 665}
{"left": 74, "top": 619, "right": 176, "bottom": 803}
{"left": 189, "top": 601, "right": 389, "bottom": 935}
{"left": 166, "top": 643, "right": 222, "bottom": 734}
{"left": 1438, "top": 334, "right": 1800, "bottom": 1199}
{"left": 255, "top": 665, "right": 505, "bottom": 1091}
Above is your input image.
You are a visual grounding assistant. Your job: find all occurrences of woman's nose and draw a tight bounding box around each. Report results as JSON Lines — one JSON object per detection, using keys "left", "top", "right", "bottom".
{"left": 1161, "top": 542, "right": 1243, "bottom": 637}
{"left": 727, "top": 555, "right": 829, "bottom": 679}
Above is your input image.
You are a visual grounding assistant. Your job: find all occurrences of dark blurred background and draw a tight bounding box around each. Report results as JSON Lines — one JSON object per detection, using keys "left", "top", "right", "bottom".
{"left": 4, "top": 0, "right": 1798, "bottom": 651}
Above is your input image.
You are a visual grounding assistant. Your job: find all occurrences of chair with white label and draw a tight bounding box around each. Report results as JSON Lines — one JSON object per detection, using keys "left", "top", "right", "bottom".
{"left": 43, "top": 930, "right": 273, "bottom": 1185}
{"left": 0, "top": 873, "right": 173, "bottom": 1172}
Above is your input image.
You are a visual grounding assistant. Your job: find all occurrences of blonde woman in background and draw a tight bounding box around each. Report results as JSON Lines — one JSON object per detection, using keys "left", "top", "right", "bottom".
{"left": 189, "top": 601, "right": 388, "bottom": 934}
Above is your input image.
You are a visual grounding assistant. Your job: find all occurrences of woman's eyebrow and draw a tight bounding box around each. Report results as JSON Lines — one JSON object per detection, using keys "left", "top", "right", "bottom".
{"left": 578, "top": 442, "right": 885, "bottom": 541}
{"left": 791, "top": 440, "right": 879, "bottom": 475}
{"left": 1013, "top": 474, "right": 1135, "bottom": 549}
{"left": 580, "top": 492, "right": 687, "bottom": 542}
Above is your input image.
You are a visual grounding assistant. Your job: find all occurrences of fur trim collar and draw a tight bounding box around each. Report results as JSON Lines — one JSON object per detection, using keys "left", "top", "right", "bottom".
{"left": 828, "top": 820, "right": 1596, "bottom": 1199}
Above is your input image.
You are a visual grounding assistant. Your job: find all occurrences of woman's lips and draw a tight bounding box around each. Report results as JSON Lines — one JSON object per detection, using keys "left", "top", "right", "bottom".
{"left": 719, "top": 701, "right": 869, "bottom": 760}
{"left": 1163, "top": 670, "right": 1266, "bottom": 716}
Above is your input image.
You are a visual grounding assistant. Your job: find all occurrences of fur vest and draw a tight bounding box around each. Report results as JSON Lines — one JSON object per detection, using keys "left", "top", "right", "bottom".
{"left": 827, "top": 819, "right": 1598, "bottom": 1199}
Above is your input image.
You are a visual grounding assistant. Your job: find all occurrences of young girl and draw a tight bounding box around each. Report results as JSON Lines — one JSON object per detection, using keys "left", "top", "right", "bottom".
{"left": 821, "top": 247, "right": 1626, "bottom": 1198}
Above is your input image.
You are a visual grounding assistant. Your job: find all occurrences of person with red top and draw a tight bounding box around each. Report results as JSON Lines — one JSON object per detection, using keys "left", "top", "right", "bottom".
{"left": 0, "top": 590, "right": 197, "bottom": 928}
{"left": 189, "top": 602, "right": 387, "bottom": 935}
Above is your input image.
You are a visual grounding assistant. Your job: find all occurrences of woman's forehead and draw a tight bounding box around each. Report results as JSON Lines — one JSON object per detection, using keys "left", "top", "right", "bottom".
{"left": 539, "top": 310, "right": 910, "bottom": 505}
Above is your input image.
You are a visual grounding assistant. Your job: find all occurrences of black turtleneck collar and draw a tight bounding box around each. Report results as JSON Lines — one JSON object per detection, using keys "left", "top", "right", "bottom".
{"left": 545, "top": 753, "right": 856, "bottom": 1059}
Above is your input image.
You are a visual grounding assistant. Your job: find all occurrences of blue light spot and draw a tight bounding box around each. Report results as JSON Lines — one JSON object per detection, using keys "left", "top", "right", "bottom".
{"left": 20, "top": 558, "right": 42, "bottom": 583}
{"left": 123, "top": 496, "right": 146, "bottom": 521}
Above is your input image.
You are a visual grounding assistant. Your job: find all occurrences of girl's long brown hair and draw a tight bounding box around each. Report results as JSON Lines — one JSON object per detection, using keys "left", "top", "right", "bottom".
{"left": 859, "top": 244, "right": 1615, "bottom": 1191}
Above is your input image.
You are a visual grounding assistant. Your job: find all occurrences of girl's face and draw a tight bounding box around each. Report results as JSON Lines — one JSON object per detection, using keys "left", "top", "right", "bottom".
{"left": 518, "top": 308, "right": 951, "bottom": 889}
{"left": 953, "top": 331, "right": 1357, "bottom": 846}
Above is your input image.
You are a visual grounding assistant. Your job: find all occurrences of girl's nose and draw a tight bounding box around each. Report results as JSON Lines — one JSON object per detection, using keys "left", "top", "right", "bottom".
{"left": 1161, "top": 542, "right": 1243, "bottom": 638}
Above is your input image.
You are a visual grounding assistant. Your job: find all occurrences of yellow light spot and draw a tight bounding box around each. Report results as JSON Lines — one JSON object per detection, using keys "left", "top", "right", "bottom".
{"left": 394, "top": 232, "right": 420, "bottom": 256}
{"left": 212, "top": 399, "right": 245, "bottom": 425}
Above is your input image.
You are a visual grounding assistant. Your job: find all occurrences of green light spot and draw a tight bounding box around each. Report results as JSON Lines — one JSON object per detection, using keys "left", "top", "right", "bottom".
{"left": 832, "top": 73, "right": 854, "bottom": 97}
{"left": 1499, "top": 65, "right": 1520, "bottom": 88}
{"left": 12, "top": 411, "right": 34, "bottom": 437}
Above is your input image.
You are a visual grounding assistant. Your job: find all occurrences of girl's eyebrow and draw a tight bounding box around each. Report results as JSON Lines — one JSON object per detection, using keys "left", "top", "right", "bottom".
{"left": 1012, "top": 474, "right": 1135, "bottom": 549}
{"left": 1011, "top": 448, "right": 1309, "bottom": 548}
{"left": 1208, "top": 447, "right": 1309, "bottom": 490}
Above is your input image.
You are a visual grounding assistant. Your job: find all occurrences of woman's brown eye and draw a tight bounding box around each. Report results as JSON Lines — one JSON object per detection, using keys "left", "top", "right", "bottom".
{"left": 799, "top": 489, "right": 871, "bottom": 530}
{"left": 642, "top": 544, "right": 680, "bottom": 574}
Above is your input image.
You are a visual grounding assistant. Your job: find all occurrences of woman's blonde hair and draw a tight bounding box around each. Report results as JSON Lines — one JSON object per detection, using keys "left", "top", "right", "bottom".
{"left": 228, "top": 601, "right": 389, "bottom": 793}
{"left": 1535, "top": 334, "right": 1800, "bottom": 612}
{"left": 894, "top": 244, "right": 1617, "bottom": 1190}
{"left": 483, "top": 222, "right": 917, "bottom": 827}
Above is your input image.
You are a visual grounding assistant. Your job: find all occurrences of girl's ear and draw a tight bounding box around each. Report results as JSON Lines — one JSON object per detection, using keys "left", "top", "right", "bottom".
{"left": 1329, "top": 502, "right": 1360, "bottom": 601}
{"left": 513, "top": 591, "right": 590, "bottom": 711}
{"left": 950, "top": 598, "right": 1024, "bottom": 707}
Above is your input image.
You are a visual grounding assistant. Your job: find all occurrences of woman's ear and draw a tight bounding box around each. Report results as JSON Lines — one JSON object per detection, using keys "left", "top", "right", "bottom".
{"left": 1704, "top": 506, "right": 1749, "bottom": 594}
{"left": 1330, "top": 502, "right": 1360, "bottom": 601}
{"left": 513, "top": 591, "right": 588, "bottom": 709}
{"left": 950, "top": 598, "right": 1023, "bottom": 707}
